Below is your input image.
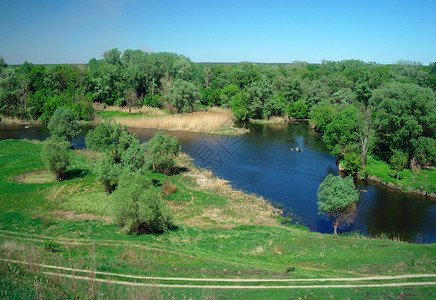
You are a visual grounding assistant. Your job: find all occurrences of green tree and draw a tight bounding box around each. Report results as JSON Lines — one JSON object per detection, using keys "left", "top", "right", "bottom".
{"left": 41, "top": 136, "right": 70, "bottom": 181}
{"left": 47, "top": 107, "right": 81, "bottom": 141}
{"left": 263, "top": 92, "right": 286, "bottom": 119}
{"left": 112, "top": 171, "right": 173, "bottom": 234}
{"left": 390, "top": 150, "right": 408, "bottom": 180}
{"left": 230, "top": 92, "right": 250, "bottom": 121}
{"left": 169, "top": 79, "right": 201, "bottom": 113}
{"left": 86, "top": 122, "right": 137, "bottom": 161}
{"left": 371, "top": 82, "right": 435, "bottom": 171}
{"left": 94, "top": 153, "right": 122, "bottom": 193}
{"left": 308, "top": 100, "right": 337, "bottom": 132}
{"left": 102, "top": 48, "right": 122, "bottom": 65}
{"left": 287, "top": 99, "right": 309, "bottom": 119}
{"left": 121, "top": 139, "right": 149, "bottom": 172}
{"left": 323, "top": 106, "right": 359, "bottom": 156}
{"left": 145, "top": 131, "right": 181, "bottom": 174}
{"left": 0, "top": 67, "right": 19, "bottom": 117}
{"left": 412, "top": 137, "right": 436, "bottom": 168}
{"left": 317, "top": 174, "right": 359, "bottom": 235}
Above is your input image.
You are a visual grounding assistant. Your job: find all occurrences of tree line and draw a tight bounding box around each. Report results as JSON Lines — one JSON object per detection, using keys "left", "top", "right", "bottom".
{"left": 1, "top": 50, "right": 435, "bottom": 174}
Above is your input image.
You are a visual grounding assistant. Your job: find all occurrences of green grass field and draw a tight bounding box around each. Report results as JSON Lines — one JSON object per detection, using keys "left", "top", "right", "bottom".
{"left": 0, "top": 139, "right": 435, "bottom": 298}
{"left": 366, "top": 155, "right": 436, "bottom": 194}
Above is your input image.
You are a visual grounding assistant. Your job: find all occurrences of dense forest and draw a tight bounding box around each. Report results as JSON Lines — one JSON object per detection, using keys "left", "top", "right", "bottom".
{"left": 0, "top": 49, "right": 435, "bottom": 176}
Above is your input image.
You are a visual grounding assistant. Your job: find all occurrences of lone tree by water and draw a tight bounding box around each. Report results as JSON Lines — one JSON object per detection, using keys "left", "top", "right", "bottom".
{"left": 48, "top": 107, "right": 81, "bottom": 141}
{"left": 317, "top": 174, "right": 359, "bottom": 235}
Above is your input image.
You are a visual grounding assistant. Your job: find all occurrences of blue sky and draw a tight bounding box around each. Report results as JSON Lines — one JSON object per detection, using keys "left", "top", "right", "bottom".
{"left": 0, "top": 0, "right": 435, "bottom": 64}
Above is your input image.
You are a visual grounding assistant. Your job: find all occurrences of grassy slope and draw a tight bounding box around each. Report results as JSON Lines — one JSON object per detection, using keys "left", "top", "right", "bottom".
{"left": 0, "top": 139, "right": 435, "bottom": 298}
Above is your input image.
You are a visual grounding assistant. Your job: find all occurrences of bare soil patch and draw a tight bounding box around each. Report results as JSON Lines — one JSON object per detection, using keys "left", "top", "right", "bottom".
{"left": 15, "top": 171, "right": 56, "bottom": 184}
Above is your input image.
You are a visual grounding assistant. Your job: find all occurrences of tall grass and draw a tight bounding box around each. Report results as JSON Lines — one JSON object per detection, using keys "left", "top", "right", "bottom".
{"left": 113, "top": 111, "right": 244, "bottom": 134}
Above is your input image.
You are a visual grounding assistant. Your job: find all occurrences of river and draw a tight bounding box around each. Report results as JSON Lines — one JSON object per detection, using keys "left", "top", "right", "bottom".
{"left": 1, "top": 121, "right": 435, "bottom": 243}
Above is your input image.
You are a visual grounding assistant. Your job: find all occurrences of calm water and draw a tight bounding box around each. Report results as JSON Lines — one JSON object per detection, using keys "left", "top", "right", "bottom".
{"left": 1, "top": 122, "right": 435, "bottom": 243}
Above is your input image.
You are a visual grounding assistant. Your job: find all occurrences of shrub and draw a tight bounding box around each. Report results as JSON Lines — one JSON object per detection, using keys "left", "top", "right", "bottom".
{"left": 47, "top": 107, "right": 81, "bottom": 141}
{"left": 86, "top": 121, "right": 137, "bottom": 161}
{"left": 121, "top": 139, "right": 150, "bottom": 172}
{"left": 94, "top": 153, "right": 122, "bottom": 193}
{"left": 145, "top": 131, "right": 181, "bottom": 174}
{"left": 43, "top": 240, "right": 61, "bottom": 253}
{"left": 41, "top": 136, "right": 70, "bottom": 181}
{"left": 112, "top": 171, "right": 173, "bottom": 234}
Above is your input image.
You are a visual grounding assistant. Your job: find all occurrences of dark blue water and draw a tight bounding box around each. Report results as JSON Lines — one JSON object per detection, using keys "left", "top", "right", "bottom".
{"left": 1, "top": 122, "right": 435, "bottom": 243}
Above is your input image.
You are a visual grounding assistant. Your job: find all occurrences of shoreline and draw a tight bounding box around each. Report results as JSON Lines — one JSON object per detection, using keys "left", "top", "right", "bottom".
{"left": 337, "top": 160, "right": 436, "bottom": 200}
{"left": 366, "top": 175, "right": 436, "bottom": 199}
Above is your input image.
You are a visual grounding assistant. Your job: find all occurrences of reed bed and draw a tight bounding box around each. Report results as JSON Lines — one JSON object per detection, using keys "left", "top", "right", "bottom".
{"left": 93, "top": 104, "right": 166, "bottom": 116}
{"left": 113, "top": 110, "right": 246, "bottom": 134}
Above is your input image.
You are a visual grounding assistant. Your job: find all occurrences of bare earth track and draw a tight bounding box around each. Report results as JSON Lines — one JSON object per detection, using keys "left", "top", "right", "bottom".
{"left": 1, "top": 259, "right": 435, "bottom": 290}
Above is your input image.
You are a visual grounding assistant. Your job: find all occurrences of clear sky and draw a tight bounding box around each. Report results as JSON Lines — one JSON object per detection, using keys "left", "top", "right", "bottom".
{"left": 0, "top": 0, "right": 435, "bottom": 65}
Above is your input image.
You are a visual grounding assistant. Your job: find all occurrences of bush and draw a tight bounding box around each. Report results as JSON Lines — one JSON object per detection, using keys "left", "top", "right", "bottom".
{"left": 112, "top": 171, "right": 173, "bottom": 234}
{"left": 94, "top": 153, "right": 122, "bottom": 193}
{"left": 145, "top": 131, "right": 181, "bottom": 174}
{"left": 86, "top": 121, "right": 137, "bottom": 161}
{"left": 41, "top": 136, "right": 70, "bottom": 181}
{"left": 121, "top": 139, "right": 150, "bottom": 172}
{"left": 47, "top": 107, "right": 81, "bottom": 141}
{"left": 43, "top": 240, "right": 61, "bottom": 252}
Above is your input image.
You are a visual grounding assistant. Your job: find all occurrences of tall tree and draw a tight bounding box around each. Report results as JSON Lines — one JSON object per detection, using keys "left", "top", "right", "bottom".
{"left": 356, "top": 106, "right": 374, "bottom": 170}
{"left": 317, "top": 174, "right": 359, "bottom": 235}
{"left": 371, "top": 82, "right": 435, "bottom": 171}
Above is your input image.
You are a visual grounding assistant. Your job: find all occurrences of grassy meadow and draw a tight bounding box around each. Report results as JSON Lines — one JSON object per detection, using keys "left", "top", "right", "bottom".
{"left": 0, "top": 139, "right": 435, "bottom": 298}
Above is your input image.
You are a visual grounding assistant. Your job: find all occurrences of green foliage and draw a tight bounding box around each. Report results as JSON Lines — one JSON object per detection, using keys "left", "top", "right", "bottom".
{"left": 112, "top": 171, "right": 173, "bottom": 234}
{"left": 47, "top": 107, "right": 81, "bottom": 140}
{"left": 230, "top": 92, "right": 250, "bottom": 121}
{"left": 308, "top": 100, "right": 337, "bottom": 132}
{"left": 342, "top": 152, "right": 362, "bottom": 175}
{"left": 390, "top": 150, "right": 408, "bottom": 179}
{"left": 43, "top": 240, "right": 61, "bottom": 252}
{"left": 412, "top": 137, "right": 436, "bottom": 168}
{"left": 85, "top": 121, "right": 137, "bottom": 161}
{"left": 121, "top": 139, "right": 149, "bottom": 172}
{"left": 371, "top": 82, "right": 435, "bottom": 170}
{"left": 322, "top": 106, "right": 359, "bottom": 158}
{"left": 287, "top": 99, "right": 309, "bottom": 119}
{"left": 94, "top": 153, "right": 122, "bottom": 193}
{"left": 41, "top": 136, "right": 70, "bottom": 181}
{"left": 317, "top": 174, "right": 359, "bottom": 234}
{"left": 102, "top": 48, "right": 122, "bottom": 65}
{"left": 169, "top": 79, "right": 201, "bottom": 113}
{"left": 263, "top": 92, "right": 286, "bottom": 119}
{"left": 145, "top": 131, "right": 181, "bottom": 174}
{"left": 246, "top": 78, "right": 273, "bottom": 119}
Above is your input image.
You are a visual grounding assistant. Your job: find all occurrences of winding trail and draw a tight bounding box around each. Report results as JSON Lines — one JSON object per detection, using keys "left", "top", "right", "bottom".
{"left": 1, "top": 259, "right": 435, "bottom": 289}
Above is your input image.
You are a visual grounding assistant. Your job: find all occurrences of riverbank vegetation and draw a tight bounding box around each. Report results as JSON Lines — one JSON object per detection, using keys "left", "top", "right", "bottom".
{"left": 1, "top": 51, "right": 435, "bottom": 182}
{"left": 0, "top": 138, "right": 435, "bottom": 298}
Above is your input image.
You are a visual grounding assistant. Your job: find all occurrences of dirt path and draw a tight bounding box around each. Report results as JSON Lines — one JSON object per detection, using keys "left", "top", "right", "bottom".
{"left": 2, "top": 259, "right": 435, "bottom": 288}
{"left": 40, "top": 271, "right": 436, "bottom": 289}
